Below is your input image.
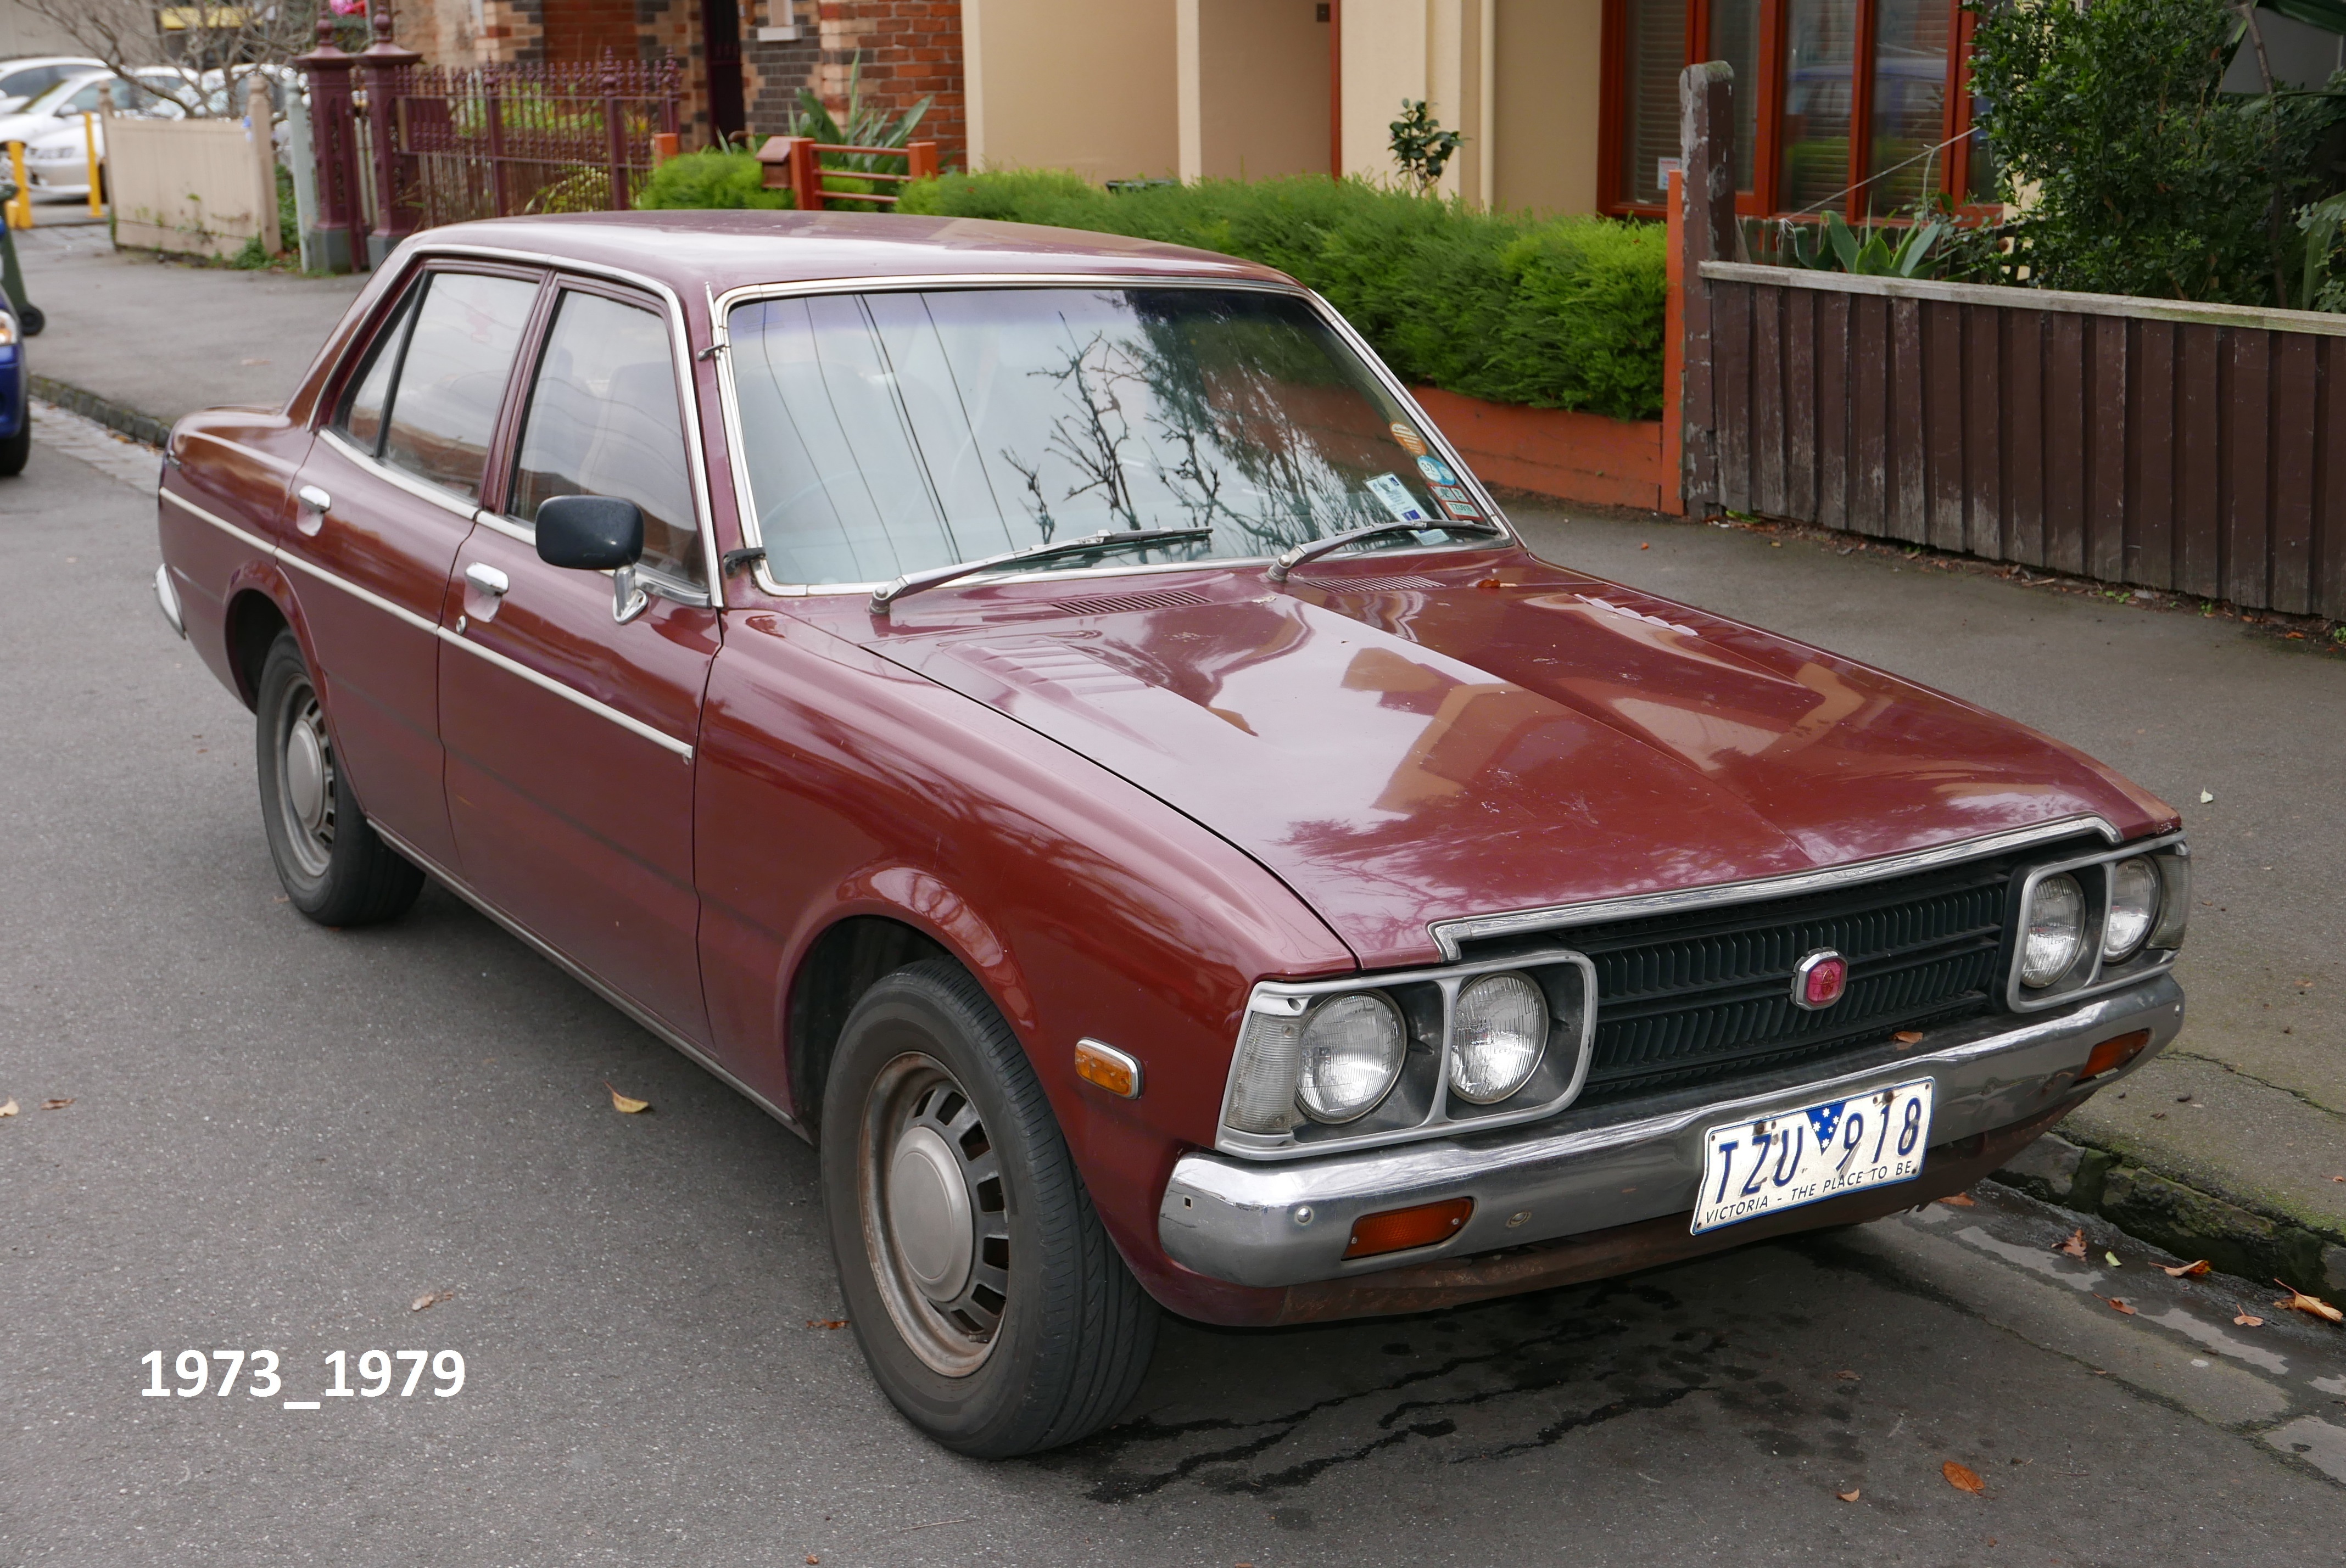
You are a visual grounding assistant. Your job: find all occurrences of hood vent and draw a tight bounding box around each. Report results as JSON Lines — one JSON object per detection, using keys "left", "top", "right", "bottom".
{"left": 1292, "top": 574, "right": 1444, "bottom": 592}
{"left": 1048, "top": 589, "right": 1210, "bottom": 617}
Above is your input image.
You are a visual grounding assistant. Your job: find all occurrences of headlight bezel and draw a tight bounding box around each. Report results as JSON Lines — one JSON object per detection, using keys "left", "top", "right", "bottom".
{"left": 2005, "top": 834, "right": 2188, "bottom": 1013}
{"left": 1215, "top": 951, "right": 1594, "bottom": 1159}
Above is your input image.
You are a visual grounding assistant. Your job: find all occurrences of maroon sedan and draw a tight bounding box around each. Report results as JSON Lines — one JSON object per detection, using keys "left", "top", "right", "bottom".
{"left": 154, "top": 212, "right": 2188, "bottom": 1456}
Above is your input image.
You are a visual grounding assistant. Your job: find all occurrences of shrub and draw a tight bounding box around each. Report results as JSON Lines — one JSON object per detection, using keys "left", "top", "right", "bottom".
{"left": 898, "top": 172, "right": 1666, "bottom": 421}
{"left": 635, "top": 148, "right": 792, "bottom": 211}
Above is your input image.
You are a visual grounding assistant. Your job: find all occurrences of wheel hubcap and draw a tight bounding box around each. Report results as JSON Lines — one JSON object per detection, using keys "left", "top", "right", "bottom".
{"left": 284, "top": 718, "right": 327, "bottom": 835}
{"left": 859, "top": 1054, "right": 1011, "bottom": 1376}
{"left": 272, "top": 679, "right": 337, "bottom": 880}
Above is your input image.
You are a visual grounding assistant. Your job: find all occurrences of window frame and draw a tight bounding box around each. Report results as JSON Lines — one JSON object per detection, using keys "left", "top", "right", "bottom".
{"left": 488, "top": 273, "right": 709, "bottom": 594}
{"left": 1600, "top": 0, "right": 1986, "bottom": 222}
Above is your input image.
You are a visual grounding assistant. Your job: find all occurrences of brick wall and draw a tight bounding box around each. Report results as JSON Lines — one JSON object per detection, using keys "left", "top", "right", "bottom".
{"left": 743, "top": 0, "right": 964, "bottom": 165}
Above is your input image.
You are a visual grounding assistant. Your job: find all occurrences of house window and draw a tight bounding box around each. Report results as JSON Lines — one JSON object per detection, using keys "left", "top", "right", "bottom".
{"left": 1603, "top": 0, "right": 1979, "bottom": 219}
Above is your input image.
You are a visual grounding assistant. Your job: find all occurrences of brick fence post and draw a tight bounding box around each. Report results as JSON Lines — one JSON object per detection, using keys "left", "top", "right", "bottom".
{"left": 1678, "top": 60, "right": 1736, "bottom": 518}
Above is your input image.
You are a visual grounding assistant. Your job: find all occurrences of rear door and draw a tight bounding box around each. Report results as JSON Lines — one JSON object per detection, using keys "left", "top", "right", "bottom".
{"left": 438, "top": 278, "right": 719, "bottom": 1044}
{"left": 282, "top": 263, "right": 544, "bottom": 870}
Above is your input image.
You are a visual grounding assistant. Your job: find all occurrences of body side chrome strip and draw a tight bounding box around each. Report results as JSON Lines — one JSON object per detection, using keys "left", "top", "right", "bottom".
{"left": 371, "top": 822, "right": 807, "bottom": 1141}
{"left": 435, "top": 625, "right": 694, "bottom": 760}
{"left": 160, "top": 485, "right": 281, "bottom": 556}
{"left": 276, "top": 544, "right": 442, "bottom": 636}
{"left": 1428, "top": 814, "right": 2122, "bottom": 959}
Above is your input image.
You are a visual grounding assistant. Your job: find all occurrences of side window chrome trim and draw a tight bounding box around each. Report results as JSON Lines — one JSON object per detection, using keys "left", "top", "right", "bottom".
{"left": 702, "top": 273, "right": 1521, "bottom": 602}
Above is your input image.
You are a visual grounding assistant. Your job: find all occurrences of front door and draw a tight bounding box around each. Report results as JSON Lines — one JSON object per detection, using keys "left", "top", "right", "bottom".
{"left": 438, "top": 281, "right": 719, "bottom": 1044}
{"left": 283, "top": 264, "right": 543, "bottom": 869}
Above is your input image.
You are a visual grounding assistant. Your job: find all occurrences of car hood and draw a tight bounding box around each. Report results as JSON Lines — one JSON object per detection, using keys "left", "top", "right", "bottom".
{"left": 872, "top": 556, "right": 2174, "bottom": 968}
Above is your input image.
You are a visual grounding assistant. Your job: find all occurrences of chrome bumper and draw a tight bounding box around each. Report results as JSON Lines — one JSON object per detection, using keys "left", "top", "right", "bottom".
{"left": 153, "top": 563, "right": 185, "bottom": 639}
{"left": 1158, "top": 977, "right": 2183, "bottom": 1288}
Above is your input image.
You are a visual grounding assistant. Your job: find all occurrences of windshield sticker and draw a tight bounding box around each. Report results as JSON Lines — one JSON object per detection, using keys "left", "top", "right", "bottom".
{"left": 1365, "top": 473, "right": 1431, "bottom": 523}
{"left": 1415, "top": 455, "right": 1457, "bottom": 486}
{"left": 1389, "top": 422, "right": 1428, "bottom": 456}
{"left": 1440, "top": 499, "right": 1484, "bottom": 520}
{"left": 1430, "top": 484, "right": 1472, "bottom": 503}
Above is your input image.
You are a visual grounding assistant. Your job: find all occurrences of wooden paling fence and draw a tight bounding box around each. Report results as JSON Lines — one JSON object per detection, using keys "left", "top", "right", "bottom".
{"left": 1677, "top": 62, "right": 2346, "bottom": 621}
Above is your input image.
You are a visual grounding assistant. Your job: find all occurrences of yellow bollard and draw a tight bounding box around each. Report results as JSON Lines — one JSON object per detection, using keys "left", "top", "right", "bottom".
{"left": 82, "top": 112, "right": 100, "bottom": 219}
{"left": 5, "top": 141, "right": 28, "bottom": 229}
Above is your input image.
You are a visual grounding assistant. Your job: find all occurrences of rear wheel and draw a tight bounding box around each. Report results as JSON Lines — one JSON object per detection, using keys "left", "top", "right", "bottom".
{"left": 820, "top": 960, "right": 1158, "bottom": 1457}
{"left": 254, "top": 631, "right": 423, "bottom": 926}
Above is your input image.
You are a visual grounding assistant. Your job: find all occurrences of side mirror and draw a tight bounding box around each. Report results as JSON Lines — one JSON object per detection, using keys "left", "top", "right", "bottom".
{"left": 535, "top": 494, "right": 650, "bottom": 624}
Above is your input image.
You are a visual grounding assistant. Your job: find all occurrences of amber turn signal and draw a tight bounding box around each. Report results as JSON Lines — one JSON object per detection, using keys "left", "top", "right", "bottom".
{"left": 1342, "top": 1197, "right": 1474, "bottom": 1259}
{"left": 2077, "top": 1029, "right": 2152, "bottom": 1083}
{"left": 1074, "top": 1038, "right": 1142, "bottom": 1099}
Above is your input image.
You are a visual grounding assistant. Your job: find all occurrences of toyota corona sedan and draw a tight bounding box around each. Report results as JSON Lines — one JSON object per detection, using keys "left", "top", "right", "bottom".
{"left": 154, "top": 211, "right": 2188, "bottom": 1457}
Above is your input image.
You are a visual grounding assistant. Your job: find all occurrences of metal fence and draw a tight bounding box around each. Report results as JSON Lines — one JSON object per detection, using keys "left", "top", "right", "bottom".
{"left": 1676, "top": 62, "right": 2346, "bottom": 621}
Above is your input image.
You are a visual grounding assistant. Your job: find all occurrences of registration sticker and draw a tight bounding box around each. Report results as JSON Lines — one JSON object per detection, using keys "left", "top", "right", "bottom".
{"left": 1389, "top": 422, "right": 1429, "bottom": 456}
{"left": 1416, "top": 455, "right": 1458, "bottom": 486}
{"left": 1364, "top": 473, "right": 1431, "bottom": 523}
{"left": 1690, "top": 1079, "right": 1935, "bottom": 1234}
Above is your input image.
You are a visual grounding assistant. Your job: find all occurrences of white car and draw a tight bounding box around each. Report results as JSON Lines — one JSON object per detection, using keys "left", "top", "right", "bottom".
{"left": 0, "top": 66, "right": 198, "bottom": 153}
{"left": 19, "top": 114, "right": 103, "bottom": 200}
{"left": 0, "top": 55, "right": 105, "bottom": 114}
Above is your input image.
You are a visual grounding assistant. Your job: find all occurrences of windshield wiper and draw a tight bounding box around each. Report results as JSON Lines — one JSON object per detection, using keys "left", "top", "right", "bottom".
{"left": 870, "top": 528, "right": 1215, "bottom": 614}
{"left": 1265, "top": 518, "right": 1504, "bottom": 585}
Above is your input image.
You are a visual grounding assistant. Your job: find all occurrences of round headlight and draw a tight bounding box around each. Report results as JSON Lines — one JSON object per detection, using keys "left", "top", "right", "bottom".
{"left": 1450, "top": 972, "right": 1549, "bottom": 1104}
{"left": 1294, "top": 992, "right": 1406, "bottom": 1123}
{"left": 2103, "top": 856, "right": 2159, "bottom": 961}
{"left": 2021, "top": 872, "right": 2086, "bottom": 988}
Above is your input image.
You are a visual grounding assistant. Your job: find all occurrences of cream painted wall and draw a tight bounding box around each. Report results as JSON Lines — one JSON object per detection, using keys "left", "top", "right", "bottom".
{"left": 963, "top": 0, "right": 1180, "bottom": 181}
{"left": 1337, "top": 0, "right": 1493, "bottom": 203}
{"left": 1180, "top": 0, "right": 1330, "bottom": 181}
{"left": 1492, "top": 0, "right": 1602, "bottom": 214}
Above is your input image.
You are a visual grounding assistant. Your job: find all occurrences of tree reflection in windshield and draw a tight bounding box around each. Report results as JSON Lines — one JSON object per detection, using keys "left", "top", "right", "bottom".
{"left": 727, "top": 285, "right": 1486, "bottom": 586}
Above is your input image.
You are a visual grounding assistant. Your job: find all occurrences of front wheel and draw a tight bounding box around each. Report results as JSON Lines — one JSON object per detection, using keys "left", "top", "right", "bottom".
{"left": 0, "top": 409, "right": 26, "bottom": 477}
{"left": 821, "top": 960, "right": 1158, "bottom": 1457}
{"left": 253, "top": 631, "right": 423, "bottom": 926}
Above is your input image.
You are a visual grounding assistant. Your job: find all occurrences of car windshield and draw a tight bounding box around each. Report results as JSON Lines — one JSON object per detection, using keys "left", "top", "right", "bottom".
{"left": 725, "top": 285, "right": 1498, "bottom": 586}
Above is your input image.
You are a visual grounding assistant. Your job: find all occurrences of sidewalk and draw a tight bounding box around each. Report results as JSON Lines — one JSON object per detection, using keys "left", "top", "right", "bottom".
{"left": 18, "top": 229, "right": 2344, "bottom": 1297}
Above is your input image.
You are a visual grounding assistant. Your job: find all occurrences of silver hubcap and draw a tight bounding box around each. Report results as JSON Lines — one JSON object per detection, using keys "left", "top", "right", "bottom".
{"left": 859, "top": 1054, "right": 1010, "bottom": 1376}
{"left": 273, "top": 679, "right": 336, "bottom": 879}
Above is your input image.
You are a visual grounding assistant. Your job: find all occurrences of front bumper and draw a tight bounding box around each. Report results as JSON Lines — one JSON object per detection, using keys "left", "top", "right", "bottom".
{"left": 1159, "top": 976, "right": 2182, "bottom": 1289}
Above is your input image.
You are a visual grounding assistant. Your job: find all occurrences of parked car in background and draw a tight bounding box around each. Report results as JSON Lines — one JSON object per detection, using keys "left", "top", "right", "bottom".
{"left": 0, "top": 298, "right": 27, "bottom": 475}
{"left": 153, "top": 212, "right": 2191, "bottom": 1458}
{"left": 0, "top": 66, "right": 196, "bottom": 160}
{"left": 0, "top": 55, "right": 104, "bottom": 114}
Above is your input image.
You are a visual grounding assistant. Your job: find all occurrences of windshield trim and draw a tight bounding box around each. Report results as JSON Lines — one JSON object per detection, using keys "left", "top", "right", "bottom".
{"left": 707, "top": 272, "right": 1517, "bottom": 601}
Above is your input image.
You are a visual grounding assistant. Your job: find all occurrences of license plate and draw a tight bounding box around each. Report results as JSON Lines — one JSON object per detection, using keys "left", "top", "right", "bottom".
{"left": 1690, "top": 1079, "right": 1935, "bottom": 1234}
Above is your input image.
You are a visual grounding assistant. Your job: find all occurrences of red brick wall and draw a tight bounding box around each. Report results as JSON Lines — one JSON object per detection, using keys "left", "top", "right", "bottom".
{"left": 819, "top": 1, "right": 965, "bottom": 166}
{"left": 541, "top": 0, "right": 643, "bottom": 62}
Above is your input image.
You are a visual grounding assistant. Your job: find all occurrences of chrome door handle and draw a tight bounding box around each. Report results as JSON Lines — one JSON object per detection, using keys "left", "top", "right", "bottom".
{"left": 297, "top": 484, "right": 331, "bottom": 513}
{"left": 463, "top": 562, "right": 510, "bottom": 597}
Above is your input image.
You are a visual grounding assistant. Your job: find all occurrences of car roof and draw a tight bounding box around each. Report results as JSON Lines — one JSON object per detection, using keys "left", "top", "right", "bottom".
{"left": 414, "top": 210, "right": 1300, "bottom": 298}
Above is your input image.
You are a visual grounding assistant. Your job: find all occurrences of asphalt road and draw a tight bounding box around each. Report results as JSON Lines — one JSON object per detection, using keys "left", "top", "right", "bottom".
{"left": 5, "top": 419, "right": 2345, "bottom": 1566}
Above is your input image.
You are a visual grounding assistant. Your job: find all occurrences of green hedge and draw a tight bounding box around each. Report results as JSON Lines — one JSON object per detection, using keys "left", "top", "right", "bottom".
{"left": 635, "top": 148, "right": 794, "bottom": 211}
{"left": 897, "top": 171, "right": 1667, "bottom": 422}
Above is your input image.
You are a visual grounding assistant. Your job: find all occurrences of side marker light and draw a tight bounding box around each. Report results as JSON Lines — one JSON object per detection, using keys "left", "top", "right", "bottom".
{"left": 1343, "top": 1197, "right": 1474, "bottom": 1259}
{"left": 2078, "top": 1029, "right": 2153, "bottom": 1083}
{"left": 1074, "top": 1038, "right": 1142, "bottom": 1099}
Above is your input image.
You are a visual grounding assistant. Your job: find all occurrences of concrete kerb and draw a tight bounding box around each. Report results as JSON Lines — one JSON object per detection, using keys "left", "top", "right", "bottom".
{"left": 31, "top": 374, "right": 171, "bottom": 450}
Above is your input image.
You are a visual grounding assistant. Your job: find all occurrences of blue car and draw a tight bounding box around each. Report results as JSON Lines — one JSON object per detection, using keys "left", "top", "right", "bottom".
{"left": 0, "top": 300, "right": 24, "bottom": 476}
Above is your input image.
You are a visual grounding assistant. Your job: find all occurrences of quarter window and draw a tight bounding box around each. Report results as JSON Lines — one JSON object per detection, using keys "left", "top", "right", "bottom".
{"left": 509, "top": 290, "right": 700, "bottom": 584}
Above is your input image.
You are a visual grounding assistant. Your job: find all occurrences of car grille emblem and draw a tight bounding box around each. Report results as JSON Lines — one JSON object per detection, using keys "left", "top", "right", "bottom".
{"left": 1792, "top": 949, "right": 1848, "bottom": 1010}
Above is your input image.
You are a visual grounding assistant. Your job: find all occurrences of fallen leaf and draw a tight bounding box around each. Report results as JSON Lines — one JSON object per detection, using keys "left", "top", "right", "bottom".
{"left": 1837, "top": 1488, "right": 1861, "bottom": 1502}
{"left": 2273, "top": 1280, "right": 2345, "bottom": 1324}
{"left": 807, "top": 1558, "right": 819, "bottom": 1565}
{"left": 0, "top": 1099, "right": 15, "bottom": 1117}
{"left": 1893, "top": 1030, "right": 1925, "bottom": 1045}
{"left": 1935, "top": 1194, "right": 1976, "bottom": 1208}
{"left": 1835, "top": 1369, "right": 1861, "bottom": 1381}
{"left": 2234, "top": 1307, "right": 2265, "bottom": 1327}
{"left": 1640, "top": 541, "right": 1651, "bottom": 550}
{"left": 1942, "top": 1460, "right": 1986, "bottom": 1494}
{"left": 2161, "top": 1259, "right": 2213, "bottom": 1278}
{"left": 2055, "top": 1228, "right": 2088, "bottom": 1259}
{"left": 2094, "top": 1294, "right": 2138, "bottom": 1315}
{"left": 411, "top": 1290, "right": 453, "bottom": 1312}
{"left": 2199, "top": 789, "right": 2214, "bottom": 803}
{"left": 605, "top": 1082, "right": 650, "bottom": 1114}
{"left": 2104, "top": 1251, "right": 2123, "bottom": 1267}
{"left": 806, "top": 1318, "right": 848, "bottom": 1330}
{"left": 40, "top": 1098, "right": 73, "bottom": 1111}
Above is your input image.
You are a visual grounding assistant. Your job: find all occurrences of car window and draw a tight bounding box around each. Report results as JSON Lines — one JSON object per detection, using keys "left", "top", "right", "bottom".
{"left": 510, "top": 289, "right": 700, "bottom": 583}
{"left": 60, "top": 80, "right": 106, "bottom": 114}
{"left": 377, "top": 271, "right": 538, "bottom": 502}
{"left": 333, "top": 284, "right": 420, "bottom": 455}
{"left": 725, "top": 286, "right": 1490, "bottom": 587}
{"left": 0, "top": 66, "right": 63, "bottom": 98}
